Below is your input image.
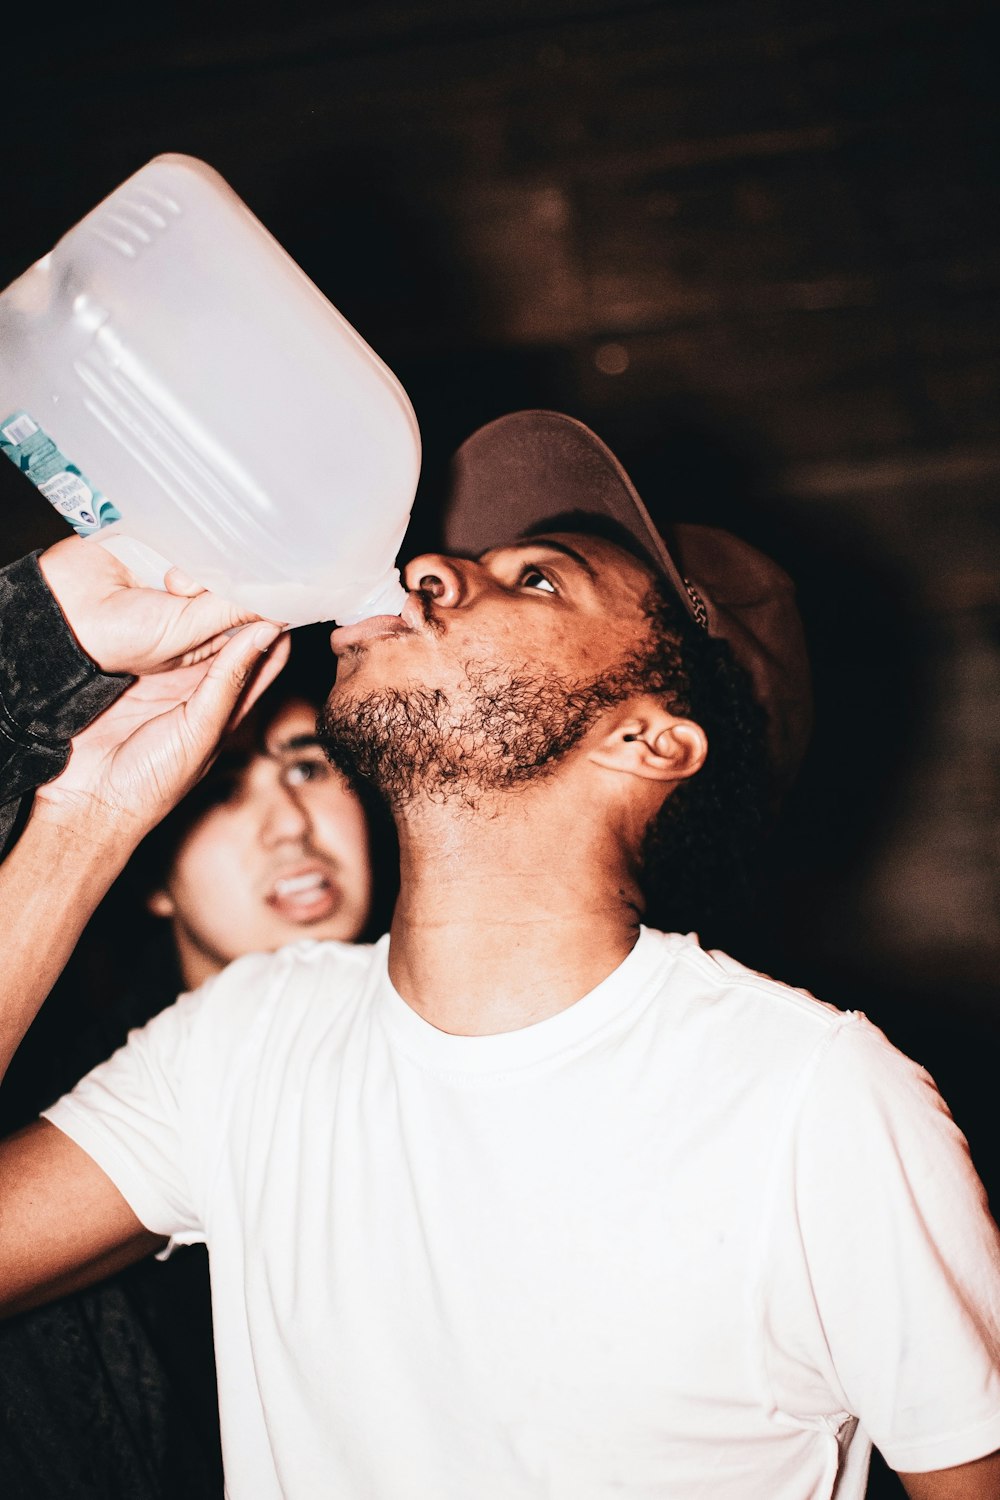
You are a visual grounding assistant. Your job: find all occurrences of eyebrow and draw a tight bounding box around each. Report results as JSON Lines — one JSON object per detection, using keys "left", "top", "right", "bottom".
{"left": 491, "top": 536, "right": 599, "bottom": 582}
{"left": 270, "top": 733, "right": 323, "bottom": 756}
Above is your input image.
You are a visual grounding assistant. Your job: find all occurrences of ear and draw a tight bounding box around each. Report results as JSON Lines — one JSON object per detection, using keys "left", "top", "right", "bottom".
{"left": 588, "top": 700, "right": 708, "bottom": 785}
{"left": 147, "top": 888, "right": 175, "bottom": 919}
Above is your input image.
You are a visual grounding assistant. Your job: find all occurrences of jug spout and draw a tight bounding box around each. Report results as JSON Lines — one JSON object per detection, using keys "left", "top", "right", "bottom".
{"left": 336, "top": 568, "right": 408, "bottom": 626}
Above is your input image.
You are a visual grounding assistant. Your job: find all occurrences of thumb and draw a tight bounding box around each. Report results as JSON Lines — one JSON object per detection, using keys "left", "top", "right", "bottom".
{"left": 166, "top": 585, "right": 274, "bottom": 662}
{"left": 162, "top": 565, "right": 211, "bottom": 598}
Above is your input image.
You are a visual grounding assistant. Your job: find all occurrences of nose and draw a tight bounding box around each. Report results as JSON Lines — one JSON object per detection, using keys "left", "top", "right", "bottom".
{"left": 403, "top": 552, "right": 469, "bottom": 609}
{"left": 261, "top": 781, "right": 311, "bottom": 847}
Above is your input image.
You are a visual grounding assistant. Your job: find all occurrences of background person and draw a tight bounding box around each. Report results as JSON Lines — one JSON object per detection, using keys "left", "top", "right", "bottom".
{"left": 0, "top": 622, "right": 395, "bottom": 1499}
{"left": 137, "top": 624, "right": 390, "bottom": 993}
{"left": 0, "top": 530, "right": 281, "bottom": 1499}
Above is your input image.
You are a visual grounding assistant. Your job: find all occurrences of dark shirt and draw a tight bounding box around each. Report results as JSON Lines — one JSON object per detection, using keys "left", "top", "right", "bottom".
{"left": 0, "top": 550, "right": 130, "bottom": 858}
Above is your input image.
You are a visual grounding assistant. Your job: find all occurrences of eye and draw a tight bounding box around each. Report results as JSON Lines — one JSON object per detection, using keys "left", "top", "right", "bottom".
{"left": 283, "top": 754, "right": 332, "bottom": 789}
{"left": 517, "top": 564, "right": 557, "bottom": 594}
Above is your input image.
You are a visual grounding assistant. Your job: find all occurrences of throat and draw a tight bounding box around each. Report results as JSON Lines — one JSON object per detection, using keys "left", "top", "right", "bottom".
{"left": 387, "top": 894, "right": 642, "bottom": 1037}
{"left": 386, "top": 781, "right": 645, "bottom": 1034}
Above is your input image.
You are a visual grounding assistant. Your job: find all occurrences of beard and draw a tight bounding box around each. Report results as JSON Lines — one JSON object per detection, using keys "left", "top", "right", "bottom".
{"left": 319, "top": 657, "right": 649, "bottom": 812}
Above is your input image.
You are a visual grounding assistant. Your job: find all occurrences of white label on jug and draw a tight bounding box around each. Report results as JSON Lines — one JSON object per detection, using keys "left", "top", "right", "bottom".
{"left": 0, "top": 409, "right": 122, "bottom": 536}
{"left": 2, "top": 413, "right": 38, "bottom": 445}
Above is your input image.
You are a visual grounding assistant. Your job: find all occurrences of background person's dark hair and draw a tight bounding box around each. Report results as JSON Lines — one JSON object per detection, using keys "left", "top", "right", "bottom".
{"left": 634, "top": 583, "right": 772, "bottom": 940}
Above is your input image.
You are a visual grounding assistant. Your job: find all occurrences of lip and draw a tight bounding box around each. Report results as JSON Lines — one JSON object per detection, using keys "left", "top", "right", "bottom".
{"left": 265, "top": 864, "right": 341, "bottom": 924}
{"left": 331, "top": 593, "right": 425, "bottom": 656}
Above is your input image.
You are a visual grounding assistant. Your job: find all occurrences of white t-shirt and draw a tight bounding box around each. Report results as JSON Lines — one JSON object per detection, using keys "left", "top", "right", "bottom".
{"left": 44, "top": 928, "right": 1000, "bottom": 1499}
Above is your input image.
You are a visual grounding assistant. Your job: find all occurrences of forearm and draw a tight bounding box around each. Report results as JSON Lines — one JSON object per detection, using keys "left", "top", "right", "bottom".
{"left": 1, "top": 804, "right": 139, "bottom": 1080}
{"left": 899, "top": 1449, "right": 1000, "bottom": 1497}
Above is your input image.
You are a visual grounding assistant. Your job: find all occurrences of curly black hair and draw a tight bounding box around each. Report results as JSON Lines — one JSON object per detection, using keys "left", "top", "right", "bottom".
{"left": 632, "top": 580, "right": 773, "bottom": 935}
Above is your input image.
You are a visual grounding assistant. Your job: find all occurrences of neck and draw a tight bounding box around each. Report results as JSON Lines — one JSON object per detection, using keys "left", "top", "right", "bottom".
{"left": 171, "top": 925, "right": 223, "bottom": 993}
{"left": 386, "top": 780, "right": 644, "bottom": 1036}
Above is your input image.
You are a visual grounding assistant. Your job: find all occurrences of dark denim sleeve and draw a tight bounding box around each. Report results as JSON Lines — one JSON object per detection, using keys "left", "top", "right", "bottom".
{"left": 0, "top": 551, "right": 132, "bottom": 858}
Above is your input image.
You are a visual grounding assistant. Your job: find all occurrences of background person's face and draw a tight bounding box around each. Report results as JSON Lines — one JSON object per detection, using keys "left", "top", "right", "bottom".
{"left": 149, "top": 699, "right": 373, "bottom": 989}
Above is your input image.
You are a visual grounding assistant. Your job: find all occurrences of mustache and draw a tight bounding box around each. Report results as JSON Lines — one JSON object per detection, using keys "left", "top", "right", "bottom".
{"left": 408, "top": 586, "right": 446, "bottom": 635}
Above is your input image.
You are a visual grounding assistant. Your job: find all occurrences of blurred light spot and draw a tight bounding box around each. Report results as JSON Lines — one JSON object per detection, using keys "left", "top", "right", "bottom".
{"left": 594, "top": 342, "right": 630, "bottom": 375}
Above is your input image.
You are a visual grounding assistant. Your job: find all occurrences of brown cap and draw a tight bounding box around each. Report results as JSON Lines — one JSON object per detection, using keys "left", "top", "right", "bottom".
{"left": 442, "top": 409, "right": 812, "bottom": 789}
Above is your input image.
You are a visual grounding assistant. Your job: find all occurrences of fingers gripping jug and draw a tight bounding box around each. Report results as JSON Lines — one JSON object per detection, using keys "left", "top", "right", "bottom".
{"left": 0, "top": 154, "right": 419, "bottom": 624}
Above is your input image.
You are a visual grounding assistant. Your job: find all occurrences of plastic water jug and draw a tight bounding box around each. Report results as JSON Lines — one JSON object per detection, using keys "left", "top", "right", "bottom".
{"left": 0, "top": 154, "right": 420, "bottom": 624}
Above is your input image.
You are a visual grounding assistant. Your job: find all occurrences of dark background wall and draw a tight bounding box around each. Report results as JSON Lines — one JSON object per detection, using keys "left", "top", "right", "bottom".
{"left": 2, "top": 5, "right": 998, "bottom": 1486}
